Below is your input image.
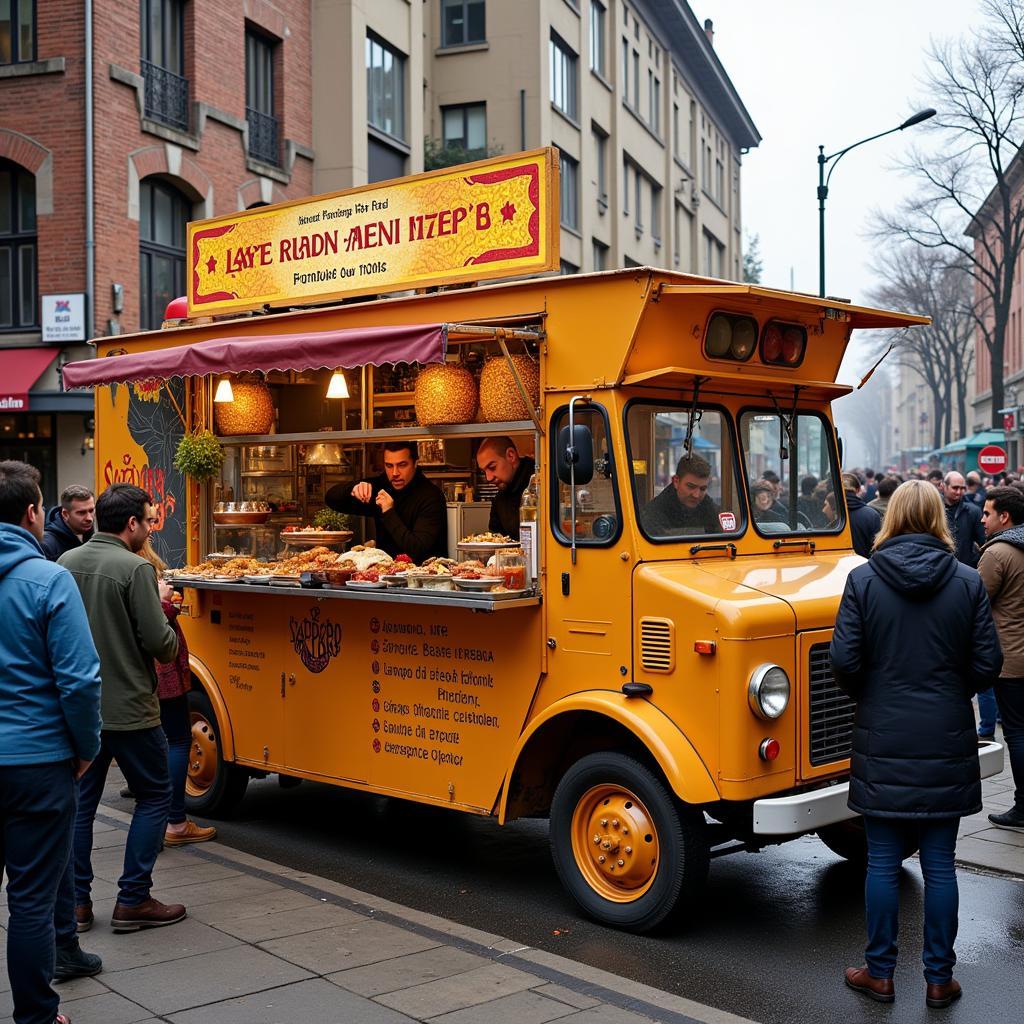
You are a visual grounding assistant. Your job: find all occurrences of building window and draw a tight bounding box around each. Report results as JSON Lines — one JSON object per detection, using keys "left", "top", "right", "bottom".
{"left": 715, "top": 137, "right": 726, "bottom": 204}
{"left": 622, "top": 157, "right": 630, "bottom": 214}
{"left": 589, "top": 1, "right": 606, "bottom": 76}
{"left": 140, "top": 0, "right": 188, "bottom": 131}
{"left": 651, "top": 183, "right": 661, "bottom": 244}
{"left": 442, "top": 103, "right": 486, "bottom": 159}
{"left": 703, "top": 228, "right": 723, "bottom": 278}
{"left": 367, "top": 32, "right": 406, "bottom": 142}
{"left": 368, "top": 137, "right": 406, "bottom": 183}
{"left": 593, "top": 125, "right": 608, "bottom": 207}
{"left": 634, "top": 166, "right": 642, "bottom": 233}
{"left": 632, "top": 48, "right": 639, "bottom": 109}
{"left": 621, "top": 37, "right": 629, "bottom": 104}
{"left": 550, "top": 32, "right": 578, "bottom": 122}
{"left": 139, "top": 179, "right": 190, "bottom": 332}
{"left": 560, "top": 259, "right": 578, "bottom": 275}
{"left": 0, "top": 160, "right": 36, "bottom": 329}
{"left": 441, "top": 0, "right": 485, "bottom": 47}
{"left": 651, "top": 75, "right": 660, "bottom": 134}
{"left": 592, "top": 238, "right": 608, "bottom": 270}
{"left": 560, "top": 151, "right": 579, "bottom": 232}
{"left": 0, "top": 0, "right": 34, "bottom": 64}
{"left": 246, "top": 29, "right": 279, "bottom": 166}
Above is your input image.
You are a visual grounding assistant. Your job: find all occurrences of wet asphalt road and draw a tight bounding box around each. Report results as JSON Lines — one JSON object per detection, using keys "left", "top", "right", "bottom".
{"left": 107, "top": 775, "right": 1024, "bottom": 1024}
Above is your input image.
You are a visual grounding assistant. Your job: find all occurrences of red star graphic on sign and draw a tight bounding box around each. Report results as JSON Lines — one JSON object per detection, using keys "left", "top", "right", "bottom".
{"left": 500, "top": 202, "right": 516, "bottom": 223}
{"left": 206, "top": 255, "right": 217, "bottom": 273}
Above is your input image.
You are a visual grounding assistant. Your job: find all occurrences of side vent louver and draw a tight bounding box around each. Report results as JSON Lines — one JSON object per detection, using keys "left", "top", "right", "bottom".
{"left": 640, "top": 617, "right": 674, "bottom": 673}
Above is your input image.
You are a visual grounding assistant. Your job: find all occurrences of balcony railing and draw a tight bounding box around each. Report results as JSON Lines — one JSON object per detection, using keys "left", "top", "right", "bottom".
{"left": 141, "top": 59, "right": 190, "bottom": 132}
{"left": 246, "top": 107, "right": 280, "bottom": 166}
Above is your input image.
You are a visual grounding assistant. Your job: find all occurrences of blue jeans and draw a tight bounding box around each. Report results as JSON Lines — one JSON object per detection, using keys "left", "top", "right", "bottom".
{"left": 994, "top": 678, "right": 1024, "bottom": 812}
{"left": 0, "top": 759, "right": 76, "bottom": 1024}
{"left": 863, "top": 816, "right": 960, "bottom": 985}
{"left": 74, "top": 727, "right": 171, "bottom": 908}
{"left": 160, "top": 694, "right": 191, "bottom": 825}
{"left": 977, "top": 688, "right": 1000, "bottom": 736}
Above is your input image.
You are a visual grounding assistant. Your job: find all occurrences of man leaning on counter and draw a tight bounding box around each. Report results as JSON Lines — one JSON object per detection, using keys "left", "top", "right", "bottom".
{"left": 476, "top": 437, "right": 535, "bottom": 536}
{"left": 325, "top": 442, "right": 447, "bottom": 561}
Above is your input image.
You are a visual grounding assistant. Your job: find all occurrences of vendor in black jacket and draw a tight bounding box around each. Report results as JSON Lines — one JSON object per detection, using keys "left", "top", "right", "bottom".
{"left": 325, "top": 442, "right": 447, "bottom": 561}
{"left": 476, "top": 436, "right": 535, "bottom": 537}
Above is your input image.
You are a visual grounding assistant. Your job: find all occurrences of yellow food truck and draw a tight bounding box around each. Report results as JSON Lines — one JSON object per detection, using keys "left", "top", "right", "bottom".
{"left": 66, "top": 150, "right": 1001, "bottom": 932}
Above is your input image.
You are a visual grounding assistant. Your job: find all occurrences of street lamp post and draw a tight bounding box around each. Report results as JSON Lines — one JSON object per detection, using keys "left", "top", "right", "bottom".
{"left": 817, "top": 108, "right": 935, "bottom": 297}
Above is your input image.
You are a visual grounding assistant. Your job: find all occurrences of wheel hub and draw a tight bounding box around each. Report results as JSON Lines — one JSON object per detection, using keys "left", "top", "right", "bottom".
{"left": 572, "top": 785, "right": 660, "bottom": 902}
{"left": 186, "top": 714, "right": 218, "bottom": 796}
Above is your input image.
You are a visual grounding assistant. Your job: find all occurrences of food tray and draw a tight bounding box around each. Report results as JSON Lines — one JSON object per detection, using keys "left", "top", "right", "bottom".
{"left": 281, "top": 531, "right": 353, "bottom": 548}
{"left": 456, "top": 540, "right": 521, "bottom": 551}
{"left": 242, "top": 575, "right": 274, "bottom": 584}
{"left": 453, "top": 577, "right": 502, "bottom": 590}
{"left": 379, "top": 574, "right": 409, "bottom": 587}
{"left": 346, "top": 579, "right": 388, "bottom": 590}
{"left": 204, "top": 552, "right": 239, "bottom": 563}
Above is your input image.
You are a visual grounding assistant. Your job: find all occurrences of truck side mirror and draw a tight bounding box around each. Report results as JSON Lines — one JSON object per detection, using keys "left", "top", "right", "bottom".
{"left": 557, "top": 424, "right": 594, "bottom": 485}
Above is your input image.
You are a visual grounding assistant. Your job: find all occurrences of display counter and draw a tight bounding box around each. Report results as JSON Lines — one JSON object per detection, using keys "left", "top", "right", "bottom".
{"left": 172, "top": 577, "right": 540, "bottom": 612}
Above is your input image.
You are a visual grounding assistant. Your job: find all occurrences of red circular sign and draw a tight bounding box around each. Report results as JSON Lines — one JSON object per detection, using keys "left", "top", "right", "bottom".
{"left": 978, "top": 445, "right": 1008, "bottom": 474}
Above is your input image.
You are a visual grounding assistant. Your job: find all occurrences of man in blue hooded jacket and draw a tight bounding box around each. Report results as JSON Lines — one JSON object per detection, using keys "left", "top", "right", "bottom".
{"left": 0, "top": 460, "right": 102, "bottom": 1024}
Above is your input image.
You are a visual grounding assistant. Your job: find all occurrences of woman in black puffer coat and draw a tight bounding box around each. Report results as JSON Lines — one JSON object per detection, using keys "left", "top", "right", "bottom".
{"left": 830, "top": 480, "right": 1002, "bottom": 1010}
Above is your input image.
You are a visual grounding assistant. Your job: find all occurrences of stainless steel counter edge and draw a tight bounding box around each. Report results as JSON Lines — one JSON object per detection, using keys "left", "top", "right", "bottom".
{"left": 172, "top": 578, "right": 542, "bottom": 611}
{"left": 751, "top": 740, "right": 1004, "bottom": 836}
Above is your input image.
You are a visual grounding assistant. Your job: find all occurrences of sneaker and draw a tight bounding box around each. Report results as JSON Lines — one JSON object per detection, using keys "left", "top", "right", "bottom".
{"left": 110, "top": 897, "right": 187, "bottom": 933}
{"left": 54, "top": 941, "right": 103, "bottom": 981}
{"left": 163, "top": 820, "right": 217, "bottom": 846}
{"left": 74, "top": 902, "right": 93, "bottom": 933}
{"left": 988, "top": 807, "right": 1024, "bottom": 830}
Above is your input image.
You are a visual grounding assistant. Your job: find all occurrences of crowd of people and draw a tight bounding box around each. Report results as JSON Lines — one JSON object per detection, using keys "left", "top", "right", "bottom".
{"left": 0, "top": 463, "right": 215, "bottom": 1024}
{"left": 3, "top": 453, "right": 1022, "bottom": 1020}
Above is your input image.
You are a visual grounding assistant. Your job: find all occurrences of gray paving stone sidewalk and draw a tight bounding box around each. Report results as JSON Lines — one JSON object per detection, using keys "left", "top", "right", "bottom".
{"left": 0, "top": 803, "right": 756, "bottom": 1024}
{"left": 957, "top": 728, "right": 1024, "bottom": 877}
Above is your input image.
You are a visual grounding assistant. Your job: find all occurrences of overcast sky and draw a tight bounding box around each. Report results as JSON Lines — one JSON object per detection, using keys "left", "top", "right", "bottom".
{"left": 698, "top": 0, "right": 975, "bottom": 326}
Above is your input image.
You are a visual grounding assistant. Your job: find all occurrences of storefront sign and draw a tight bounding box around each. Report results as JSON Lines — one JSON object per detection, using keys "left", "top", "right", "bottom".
{"left": 187, "top": 149, "right": 559, "bottom": 317}
{"left": 41, "top": 294, "right": 86, "bottom": 342}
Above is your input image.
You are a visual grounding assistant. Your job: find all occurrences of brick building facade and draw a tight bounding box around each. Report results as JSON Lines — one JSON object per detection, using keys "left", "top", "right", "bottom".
{"left": 0, "top": 0, "right": 313, "bottom": 501}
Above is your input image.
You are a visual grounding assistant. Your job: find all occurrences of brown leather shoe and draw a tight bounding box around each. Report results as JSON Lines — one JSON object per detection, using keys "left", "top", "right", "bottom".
{"left": 74, "top": 902, "right": 93, "bottom": 933}
{"left": 110, "top": 897, "right": 187, "bottom": 933}
{"left": 164, "top": 819, "right": 217, "bottom": 846}
{"left": 844, "top": 965, "right": 895, "bottom": 1003}
{"left": 926, "top": 978, "right": 962, "bottom": 1008}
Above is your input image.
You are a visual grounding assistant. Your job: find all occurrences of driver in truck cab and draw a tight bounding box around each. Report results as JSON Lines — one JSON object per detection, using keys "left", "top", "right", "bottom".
{"left": 641, "top": 453, "right": 723, "bottom": 536}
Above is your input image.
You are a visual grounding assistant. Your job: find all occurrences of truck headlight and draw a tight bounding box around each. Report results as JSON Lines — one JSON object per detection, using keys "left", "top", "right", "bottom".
{"left": 748, "top": 664, "right": 790, "bottom": 720}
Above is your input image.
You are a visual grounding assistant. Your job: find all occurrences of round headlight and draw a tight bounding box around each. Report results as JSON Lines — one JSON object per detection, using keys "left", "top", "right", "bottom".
{"left": 748, "top": 664, "right": 790, "bottom": 720}
{"left": 705, "top": 314, "right": 733, "bottom": 357}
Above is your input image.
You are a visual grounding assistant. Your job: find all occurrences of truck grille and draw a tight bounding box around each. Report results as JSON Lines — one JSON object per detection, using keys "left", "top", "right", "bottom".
{"left": 808, "top": 642, "right": 855, "bottom": 765}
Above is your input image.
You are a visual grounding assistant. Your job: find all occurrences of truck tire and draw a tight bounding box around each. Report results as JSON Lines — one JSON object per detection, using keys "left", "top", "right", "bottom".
{"left": 817, "top": 818, "right": 919, "bottom": 866}
{"left": 185, "top": 688, "right": 249, "bottom": 818}
{"left": 549, "top": 752, "right": 708, "bottom": 932}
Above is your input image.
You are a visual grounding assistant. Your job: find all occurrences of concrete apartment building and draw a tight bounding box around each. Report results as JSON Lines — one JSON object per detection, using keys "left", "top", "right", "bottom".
{"left": 0, "top": 0, "right": 313, "bottom": 500}
{"left": 313, "top": 0, "right": 760, "bottom": 275}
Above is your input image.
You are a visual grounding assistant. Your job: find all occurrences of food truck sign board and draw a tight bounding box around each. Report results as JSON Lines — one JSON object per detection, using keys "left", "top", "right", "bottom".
{"left": 187, "top": 148, "right": 559, "bottom": 317}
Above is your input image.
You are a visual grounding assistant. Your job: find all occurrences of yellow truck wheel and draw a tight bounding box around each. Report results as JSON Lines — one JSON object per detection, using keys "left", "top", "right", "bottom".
{"left": 549, "top": 752, "right": 708, "bottom": 932}
{"left": 185, "top": 689, "right": 249, "bottom": 818}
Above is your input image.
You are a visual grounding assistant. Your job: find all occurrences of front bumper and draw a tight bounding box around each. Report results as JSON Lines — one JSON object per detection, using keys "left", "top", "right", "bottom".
{"left": 752, "top": 740, "right": 1005, "bottom": 836}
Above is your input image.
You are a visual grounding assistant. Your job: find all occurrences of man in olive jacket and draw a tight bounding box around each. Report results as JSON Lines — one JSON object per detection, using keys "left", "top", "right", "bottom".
{"left": 979, "top": 485, "right": 1024, "bottom": 830}
{"left": 59, "top": 484, "right": 187, "bottom": 933}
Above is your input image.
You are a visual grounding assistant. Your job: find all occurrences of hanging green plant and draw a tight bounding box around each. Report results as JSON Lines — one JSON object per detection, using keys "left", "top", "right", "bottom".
{"left": 173, "top": 430, "right": 224, "bottom": 482}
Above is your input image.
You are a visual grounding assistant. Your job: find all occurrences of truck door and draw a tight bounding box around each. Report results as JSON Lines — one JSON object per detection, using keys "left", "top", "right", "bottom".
{"left": 545, "top": 401, "right": 634, "bottom": 687}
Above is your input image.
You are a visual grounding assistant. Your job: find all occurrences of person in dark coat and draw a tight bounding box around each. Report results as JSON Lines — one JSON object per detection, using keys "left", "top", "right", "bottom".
{"left": 942, "top": 471, "right": 985, "bottom": 568}
{"left": 640, "top": 453, "right": 721, "bottom": 536}
{"left": 40, "top": 485, "right": 94, "bottom": 561}
{"left": 830, "top": 479, "right": 1002, "bottom": 1010}
{"left": 326, "top": 441, "right": 447, "bottom": 561}
{"left": 475, "top": 437, "right": 535, "bottom": 537}
{"left": 842, "top": 472, "right": 880, "bottom": 558}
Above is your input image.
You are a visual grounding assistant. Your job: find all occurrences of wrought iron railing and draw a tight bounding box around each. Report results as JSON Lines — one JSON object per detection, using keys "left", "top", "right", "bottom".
{"left": 141, "top": 59, "right": 190, "bottom": 132}
{"left": 246, "top": 107, "right": 280, "bottom": 166}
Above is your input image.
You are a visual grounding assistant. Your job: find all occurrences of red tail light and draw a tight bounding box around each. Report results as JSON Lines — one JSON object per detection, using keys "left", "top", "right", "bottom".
{"left": 760, "top": 320, "right": 806, "bottom": 367}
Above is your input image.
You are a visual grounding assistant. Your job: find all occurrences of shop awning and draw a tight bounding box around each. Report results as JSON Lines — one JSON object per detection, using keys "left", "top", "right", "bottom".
{"left": 61, "top": 323, "right": 446, "bottom": 390}
{"left": 0, "top": 346, "right": 60, "bottom": 412}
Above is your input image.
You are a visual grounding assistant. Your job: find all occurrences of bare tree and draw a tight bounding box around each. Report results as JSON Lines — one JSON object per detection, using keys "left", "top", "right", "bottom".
{"left": 866, "top": 246, "right": 975, "bottom": 447}
{"left": 875, "top": 0, "right": 1024, "bottom": 428}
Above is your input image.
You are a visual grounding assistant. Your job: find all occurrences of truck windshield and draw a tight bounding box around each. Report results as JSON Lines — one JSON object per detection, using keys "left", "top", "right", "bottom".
{"left": 738, "top": 409, "right": 843, "bottom": 535}
{"left": 626, "top": 402, "right": 744, "bottom": 541}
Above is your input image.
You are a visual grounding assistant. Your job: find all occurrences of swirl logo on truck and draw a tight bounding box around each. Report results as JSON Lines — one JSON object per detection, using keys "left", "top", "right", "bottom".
{"left": 289, "top": 607, "right": 343, "bottom": 673}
